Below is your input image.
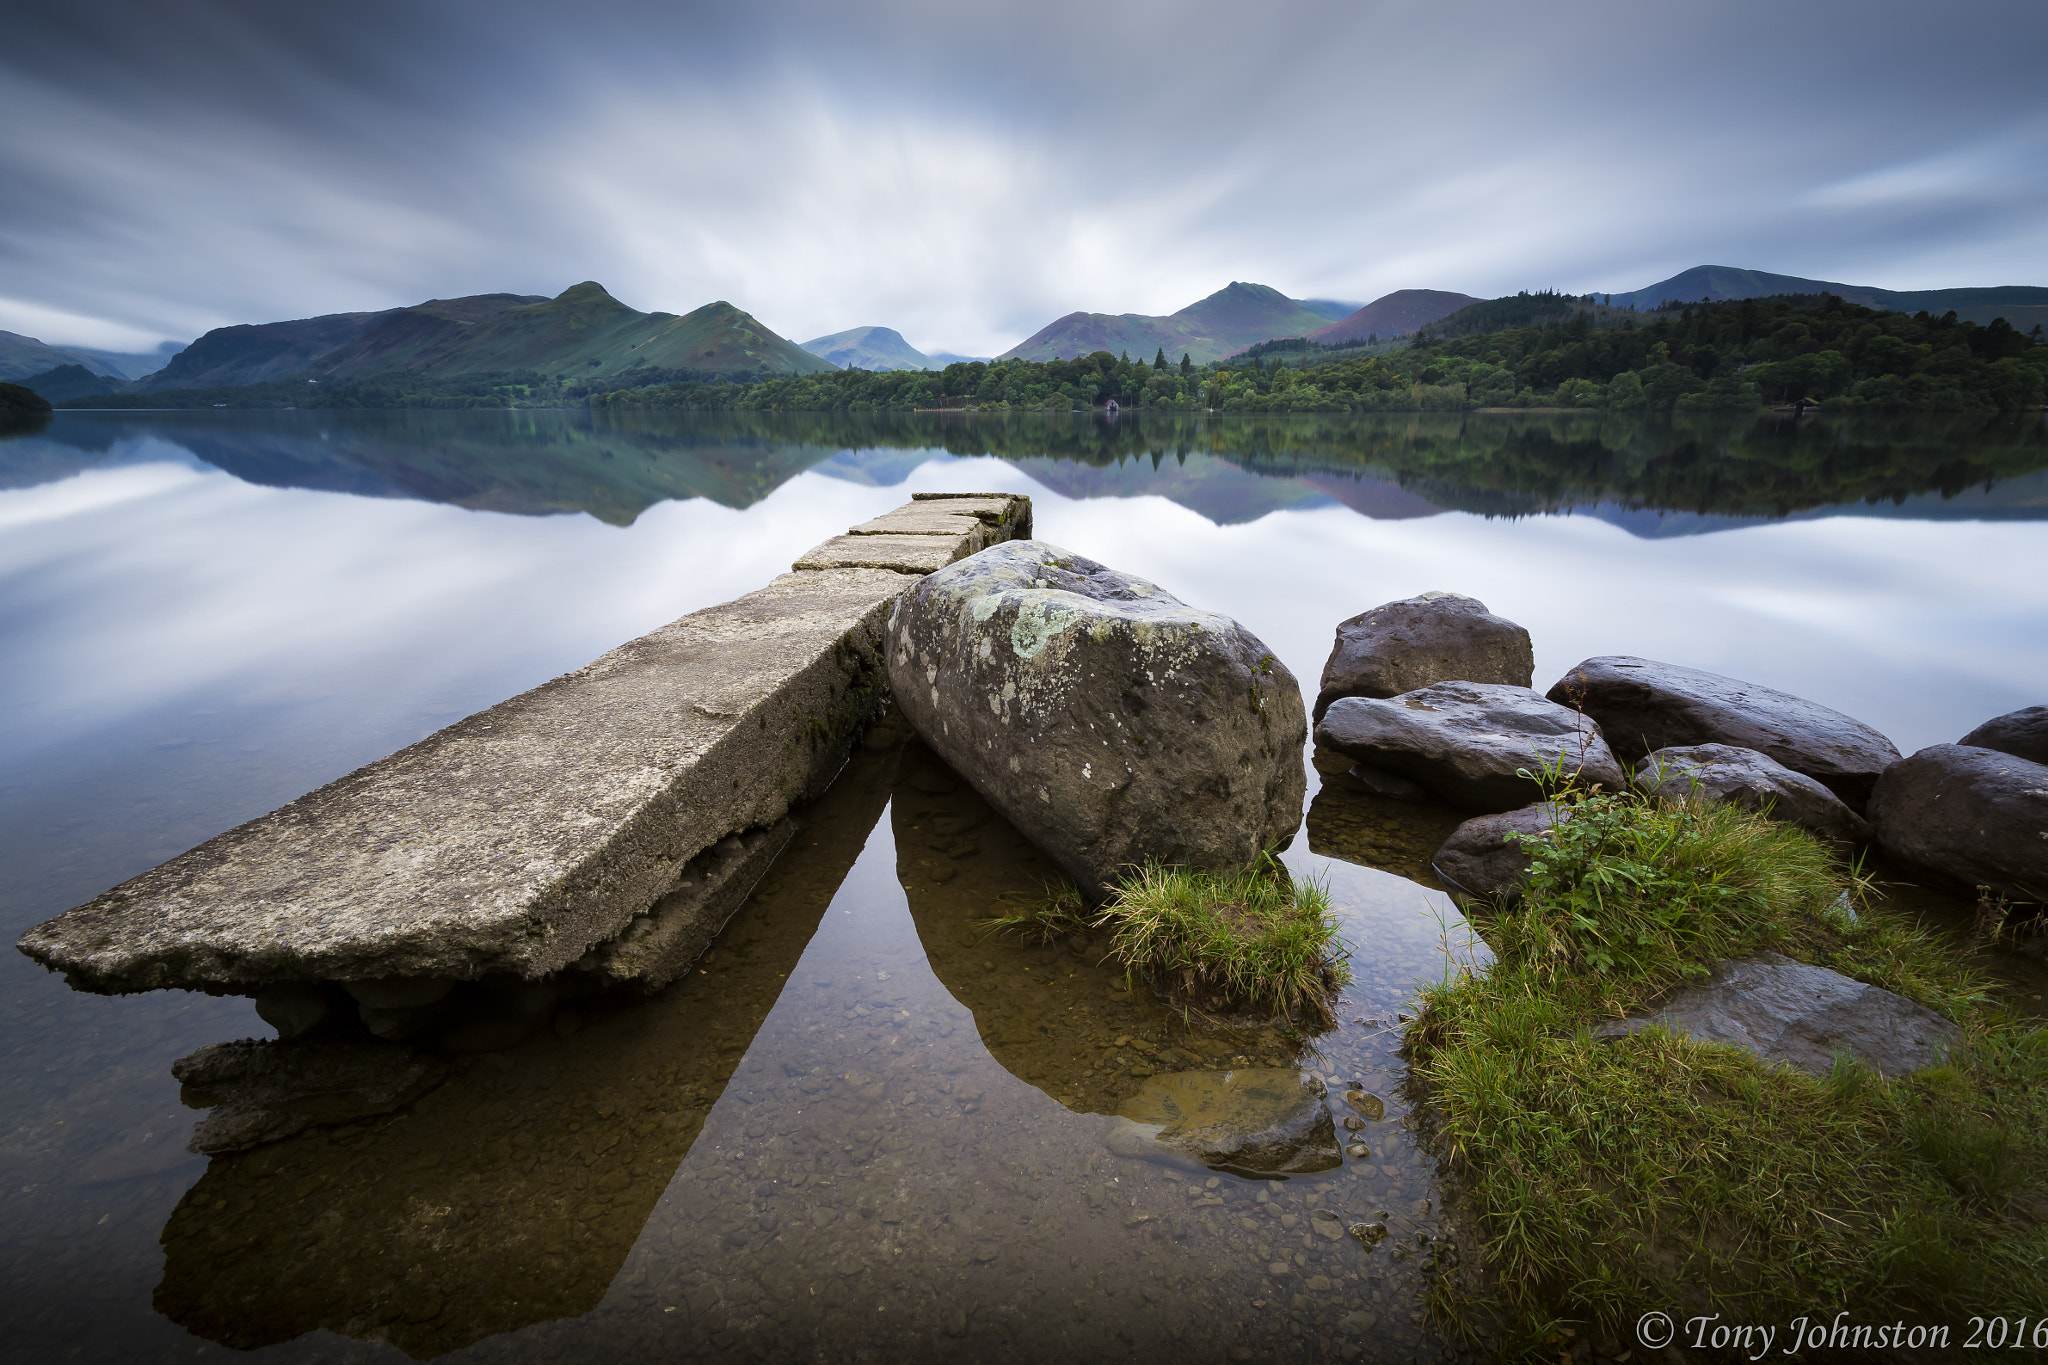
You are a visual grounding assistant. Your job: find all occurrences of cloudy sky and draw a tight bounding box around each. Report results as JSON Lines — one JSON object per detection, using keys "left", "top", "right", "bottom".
{"left": 4, "top": 0, "right": 2044, "bottom": 357}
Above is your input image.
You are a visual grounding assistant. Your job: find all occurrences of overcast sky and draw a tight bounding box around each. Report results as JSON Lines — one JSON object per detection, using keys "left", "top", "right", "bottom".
{"left": 4, "top": 0, "right": 2044, "bottom": 356}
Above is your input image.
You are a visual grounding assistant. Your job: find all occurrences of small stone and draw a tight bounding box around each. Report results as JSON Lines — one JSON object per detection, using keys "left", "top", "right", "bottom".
{"left": 1349, "top": 1221, "right": 1388, "bottom": 1247}
{"left": 1343, "top": 1090, "right": 1385, "bottom": 1121}
{"left": 253, "top": 983, "right": 332, "bottom": 1040}
{"left": 1346, "top": 1143, "right": 1370, "bottom": 1158}
{"left": 1341, "top": 1115, "right": 1365, "bottom": 1132}
{"left": 1311, "top": 1210, "right": 1345, "bottom": 1241}
{"left": 1267, "top": 1261, "right": 1292, "bottom": 1276}
{"left": 969, "top": 1243, "right": 999, "bottom": 1263}
{"left": 1338, "top": 1309, "right": 1379, "bottom": 1335}
{"left": 1280, "top": 1214, "right": 1299, "bottom": 1230}
{"left": 1307, "top": 1275, "right": 1333, "bottom": 1291}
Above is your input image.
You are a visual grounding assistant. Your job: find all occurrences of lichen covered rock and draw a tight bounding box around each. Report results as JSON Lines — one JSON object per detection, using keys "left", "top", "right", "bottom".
{"left": 885, "top": 540, "right": 1306, "bottom": 898}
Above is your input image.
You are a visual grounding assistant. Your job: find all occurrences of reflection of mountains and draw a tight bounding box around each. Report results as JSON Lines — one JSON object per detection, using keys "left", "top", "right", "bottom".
{"left": 11, "top": 408, "right": 2046, "bottom": 531}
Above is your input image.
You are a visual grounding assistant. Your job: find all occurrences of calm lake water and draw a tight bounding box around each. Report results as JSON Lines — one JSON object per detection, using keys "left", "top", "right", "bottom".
{"left": 4, "top": 408, "right": 2045, "bottom": 1363}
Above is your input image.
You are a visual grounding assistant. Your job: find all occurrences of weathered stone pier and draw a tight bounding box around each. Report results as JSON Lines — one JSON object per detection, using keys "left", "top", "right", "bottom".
{"left": 17, "top": 493, "right": 1031, "bottom": 1031}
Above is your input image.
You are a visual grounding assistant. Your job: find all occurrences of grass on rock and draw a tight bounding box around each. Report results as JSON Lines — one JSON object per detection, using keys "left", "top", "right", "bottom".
{"left": 1407, "top": 787, "right": 2048, "bottom": 1355}
{"left": 982, "top": 859, "right": 1350, "bottom": 1027}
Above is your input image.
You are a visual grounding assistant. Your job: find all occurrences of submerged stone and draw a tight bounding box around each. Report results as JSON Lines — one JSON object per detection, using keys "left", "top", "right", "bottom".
{"left": 1106, "top": 1069, "right": 1342, "bottom": 1177}
{"left": 886, "top": 540, "right": 1307, "bottom": 899}
{"left": 1591, "top": 951, "right": 1958, "bottom": 1078}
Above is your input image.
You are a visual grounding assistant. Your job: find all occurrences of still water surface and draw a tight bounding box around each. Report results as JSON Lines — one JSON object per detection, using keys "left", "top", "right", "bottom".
{"left": 3, "top": 409, "right": 2045, "bottom": 1362}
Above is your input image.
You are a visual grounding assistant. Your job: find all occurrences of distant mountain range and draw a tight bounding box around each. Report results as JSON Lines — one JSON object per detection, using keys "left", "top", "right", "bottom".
{"left": 1605, "top": 265, "right": 2048, "bottom": 330}
{"left": 800, "top": 326, "right": 934, "bottom": 371}
{"left": 13, "top": 262, "right": 2045, "bottom": 406}
{"left": 998, "top": 282, "right": 1345, "bottom": 366}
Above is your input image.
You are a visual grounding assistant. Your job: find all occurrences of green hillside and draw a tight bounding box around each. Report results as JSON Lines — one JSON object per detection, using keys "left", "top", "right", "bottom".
{"left": 311, "top": 284, "right": 814, "bottom": 382}
{"left": 800, "top": 326, "right": 933, "bottom": 371}
{"left": 1611, "top": 264, "right": 2048, "bottom": 329}
{"left": 999, "top": 282, "right": 1337, "bottom": 365}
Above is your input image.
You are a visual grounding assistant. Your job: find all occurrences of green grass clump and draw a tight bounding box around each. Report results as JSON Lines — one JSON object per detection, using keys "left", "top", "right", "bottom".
{"left": 981, "top": 860, "right": 1351, "bottom": 1027}
{"left": 1102, "top": 860, "right": 1350, "bottom": 1027}
{"left": 1408, "top": 789, "right": 2048, "bottom": 1353}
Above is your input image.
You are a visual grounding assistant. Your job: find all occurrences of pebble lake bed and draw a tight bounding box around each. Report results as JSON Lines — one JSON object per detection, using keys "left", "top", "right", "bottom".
{"left": 3, "top": 408, "right": 2046, "bottom": 1363}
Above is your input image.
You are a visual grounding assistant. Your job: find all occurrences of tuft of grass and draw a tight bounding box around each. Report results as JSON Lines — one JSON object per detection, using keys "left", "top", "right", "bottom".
{"left": 976, "top": 879, "right": 1094, "bottom": 945}
{"left": 980, "top": 858, "right": 1351, "bottom": 1027}
{"left": 1100, "top": 858, "right": 1350, "bottom": 1028}
{"left": 1407, "top": 787, "right": 2048, "bottom": 1355}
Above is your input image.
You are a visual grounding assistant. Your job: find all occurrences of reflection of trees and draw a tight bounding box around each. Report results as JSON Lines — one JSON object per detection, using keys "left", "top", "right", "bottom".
{"left": 152, "top": 747, "right": 897, "bottom": 1358}
{"left": 21, "top": 408, "right": 2047, "bottom": 528}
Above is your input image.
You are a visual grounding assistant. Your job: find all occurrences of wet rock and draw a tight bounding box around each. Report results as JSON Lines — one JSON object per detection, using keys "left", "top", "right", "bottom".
{"left": 1341, "top": 1089, "right": 1385, "bottom": 1123}
{"left": 1635, "top": 744, "right": 1872, "bottom": 843}
{"left": 886, "top": 540, "right": 1307, "bottom": 898}
{"left": 1432, "top": 801, "right": 1568, "bottom": 904}
{"left": 1867, "top": 745, "right": 2048, "bottom": 903}
{"left": 1547, "top": 656, "right": 1900, "bottom": 809}
{"left": 253, "top": 982, "right": 333, "bottom": 1040}
{"left": 1106, "top": 1069, "right": 1342, "bottom": 1177}
{"left": 1316, "top": 682, "right": 1624, "bottom": 814}
{"left": 1345, "top": 1142, "right": 1369, "bottom": 1158}
{"left": 1590, "top": 952, "right": 1959, "bottom": 1078}
{"left": 1314, "top": 591, "right": 1534, "bottom": 722}
{"left": 171, "top": 1037, "right": 449, "bottom": 1153}
{"left": 1310, "top": 1209, "right": 1346, "bottom": 1240}
{"left": 1958, "top": 706, "right": 2048, "bottom": 766}
{"left": 1349, "top": 1222, "right": 1388, "bottom": 1248}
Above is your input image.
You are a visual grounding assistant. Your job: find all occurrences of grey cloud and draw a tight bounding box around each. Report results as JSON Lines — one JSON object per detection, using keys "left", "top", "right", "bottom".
{"left": 4, "top": 0, "right": 2043, "bottom": 352}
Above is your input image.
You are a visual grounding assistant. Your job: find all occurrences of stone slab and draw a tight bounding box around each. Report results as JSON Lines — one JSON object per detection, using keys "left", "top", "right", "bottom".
{"left": 793, "top": 531, "right": 995, "bottom": 574}
{"left": 18, "top": 496, "right": 1031, "bottom": 996}
{"left": 848, "top": 495, "right": 1024, "bottom": 538}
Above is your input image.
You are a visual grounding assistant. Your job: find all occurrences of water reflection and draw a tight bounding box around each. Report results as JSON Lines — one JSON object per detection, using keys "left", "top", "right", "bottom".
{"left": 154, "top": 740, "right": 896, "bottom": 1357}
{"left": 13, "top": 407, "right": 2046, "bottom": 531}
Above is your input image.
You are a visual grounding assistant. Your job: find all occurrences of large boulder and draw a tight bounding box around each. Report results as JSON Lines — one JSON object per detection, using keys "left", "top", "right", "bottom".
{"left": 885, "top": 540, "right": 1306, "bottom": 899}
{"left": 1634, "top": 743, "right": 1872, "bottom": 844}
{"left": 1547, "top": 656, "right": 1900, "bottom": 810}
{"left": 1959, "top": 706, "right": 2048, "bottom": 765}
{"left": 1866, "top": 745, "right": 2048, "bottom": 903}
{"left": 1432, "top": 802, "right": 1568, "bottom": 904}
{"left": 1591, "top": 952, "right": 1958, "bottom": 1078}
{"left": 1314, "top": 591, "right": 1533, "bottom": 721}
{"left": 1315, "top": 681, "right": 1625, "bottom": 814}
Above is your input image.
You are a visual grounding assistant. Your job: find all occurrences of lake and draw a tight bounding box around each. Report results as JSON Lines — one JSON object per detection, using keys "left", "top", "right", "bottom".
{"left": 4, "top": 407, "right": 2045, "bottom": 1363}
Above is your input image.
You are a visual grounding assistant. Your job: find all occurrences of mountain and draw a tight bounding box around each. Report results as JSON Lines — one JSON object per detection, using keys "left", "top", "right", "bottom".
{"left": 800, "top": 326, "right": 933, "bottom": 371}
{"left": 137, "top": 283, "right": 835, "bottom": 392}
{"left": 139, "top": 308, "right": 396, "bottom": 390}
{"left": 923, "top": 352, "right": 994, "bottom": 367}
{"left": 0, "top": 330, "right": 129, "bottom": 383}
{"left": 1310, "top": 290, "right": 1483, "bottom": 344}
{"left": 1608, "top": 265, "right": 2048, "bottom": 330}
{"left": 19, "top": 364, "right": 128, "bottom": 404}
{"left": 998, "top": 282, "right": 1338, "bottom": 365}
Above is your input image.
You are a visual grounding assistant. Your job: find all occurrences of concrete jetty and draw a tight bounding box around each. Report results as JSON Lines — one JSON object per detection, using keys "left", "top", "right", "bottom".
{"left": 18, "top": 493, "right": 1031, "bottom": 1001}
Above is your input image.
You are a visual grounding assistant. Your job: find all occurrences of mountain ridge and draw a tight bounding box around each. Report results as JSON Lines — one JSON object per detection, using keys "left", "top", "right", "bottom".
{"left": 999, "top": 282, "right": 1337, "bottom": 365}
{"left": 800, "top": 326, "right": 933, "bottom": 371}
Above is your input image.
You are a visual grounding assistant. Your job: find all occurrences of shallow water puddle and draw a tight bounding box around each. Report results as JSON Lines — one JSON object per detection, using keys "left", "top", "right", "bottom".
{"left": 131, "top": 741, "right": 1484, "bottom": 1362}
